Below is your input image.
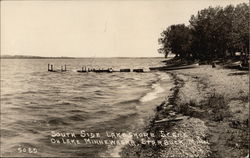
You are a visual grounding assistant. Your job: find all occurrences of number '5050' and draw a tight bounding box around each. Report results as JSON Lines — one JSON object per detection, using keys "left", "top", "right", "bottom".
{"left": 18, "top": 147, "right": 37, "bottom": 154}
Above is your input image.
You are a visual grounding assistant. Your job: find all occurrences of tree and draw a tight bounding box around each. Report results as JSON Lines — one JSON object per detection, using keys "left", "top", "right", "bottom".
{"left": 158, "top": 24, "right": 192, "bottom": 58}
{"left": 158, "top": 3, "right": 249, "bottom": 62}
{"left": 189, "top": 6, "right": 223, "bottom": 60}
{"left": 230, "top": 3, "right": 249, "bottom": 55}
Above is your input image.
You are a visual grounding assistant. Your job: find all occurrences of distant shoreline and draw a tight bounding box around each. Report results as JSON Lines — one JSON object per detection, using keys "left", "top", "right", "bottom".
{"left": 0, "top": 55, "right": 164, "bottom": 59}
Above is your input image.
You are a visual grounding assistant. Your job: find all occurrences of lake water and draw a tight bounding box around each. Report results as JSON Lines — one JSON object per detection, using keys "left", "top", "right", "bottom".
{"left": 1, "top": 58, "right": 173, "bottom": 157}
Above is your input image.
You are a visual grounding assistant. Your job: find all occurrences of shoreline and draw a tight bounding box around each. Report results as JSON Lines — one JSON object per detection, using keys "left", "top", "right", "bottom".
{"left": 120, "top": 65, "right": 249, "bottom": 158}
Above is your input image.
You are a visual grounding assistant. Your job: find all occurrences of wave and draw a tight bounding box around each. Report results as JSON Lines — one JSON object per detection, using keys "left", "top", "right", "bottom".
{"left": 1, "top": 128, "right": 19, "bottom": 137}
{"left": 118, "top": 99, "right": 140, "bottom": 105}
{"left": 106, "top": 133, "right": 133, "bottom": 157}
{"left": 55, "top": 101, "right": 79, "bottom": 107}
{"left": 67, "top": 109, "right": 83, "bottom": 113}
{"left": 139, "top": 83, "right": 164, "bottom": 102}
{"left": 47, "top": 117, "right": 69, "bottom": 126}
{"left": 96, "top": 112, "right": 138, "bottom": 128}
{"left": 68, "top": 114, "right": 88, "bottom": 121}
{"left": 71, "top": 96, "right": 88, "bottom": 101}
{"left": 95, "top": 110, "right": 109, "bottom": 115}
{"left": 159, "top": 73, "right": 170, "bottom": 80}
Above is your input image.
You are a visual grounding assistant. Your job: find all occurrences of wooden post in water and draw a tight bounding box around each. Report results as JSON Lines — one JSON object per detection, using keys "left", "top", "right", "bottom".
{"left": 65, "top": 65, "right": 66, "bottom": 71}
{"left": 51, "top": 65, "right": 53, "bottom": 71}
{"left": 48, "top": 64, "right": 50, "bottom": 71}
{"left": 61, "top": 66, "right": 63, "bottom": 71}
{"left": 212, "top": 62, "right": 216, "bottom": 68}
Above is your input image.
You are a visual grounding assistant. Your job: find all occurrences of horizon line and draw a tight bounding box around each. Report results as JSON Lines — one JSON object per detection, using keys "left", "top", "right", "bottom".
{"left": 1, "top": 54, "right": 165, "bottom": 58}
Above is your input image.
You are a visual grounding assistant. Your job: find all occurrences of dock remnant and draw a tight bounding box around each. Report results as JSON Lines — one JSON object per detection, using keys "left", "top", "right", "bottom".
{"left": 77, "top": 66, "right": 87, "bottom": 73}
{"left": 120, "top": 69, "right": 130, "bottom": 72}
{"left": 61, "top": 65, "right": 67, "bottom": 71}
{"left": 77, "top": 67, "right": 113, "bottom": 73}
{"left": 94, "top": 68, "right": 112, "bottom": 73}
{"left": 48, "top": 64, "right": 67, "bottom": 72}
{"left": 133, "top": 69, "right": 144, "bottom": 72}
{"left": 48, "top": 64, "right": 147, "bottom": 73}
{"left": 48, "top": 64, "right": 54, "bottom": 71}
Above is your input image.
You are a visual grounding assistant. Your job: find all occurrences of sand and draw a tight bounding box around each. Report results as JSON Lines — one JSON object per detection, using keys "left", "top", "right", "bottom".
{"left": 120, "top": 65, "right": 249, "bottom": 158}
{"left": 170, "top": 65, "right": 249, "bottom": 158}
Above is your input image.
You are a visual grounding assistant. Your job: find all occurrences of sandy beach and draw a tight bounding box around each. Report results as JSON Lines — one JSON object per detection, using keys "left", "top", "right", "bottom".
{"left": 121, "top": 65, "right": 249, "bottom": 158}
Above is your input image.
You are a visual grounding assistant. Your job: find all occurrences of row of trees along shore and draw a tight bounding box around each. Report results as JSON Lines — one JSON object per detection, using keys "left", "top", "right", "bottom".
{"left": 158, "top": 3, "right": 249, "bottom": 63}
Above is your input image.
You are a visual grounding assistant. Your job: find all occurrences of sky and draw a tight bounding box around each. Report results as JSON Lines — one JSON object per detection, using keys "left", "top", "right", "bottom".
{"left": 1, "top": 0, "right": 248, "bottom": 57}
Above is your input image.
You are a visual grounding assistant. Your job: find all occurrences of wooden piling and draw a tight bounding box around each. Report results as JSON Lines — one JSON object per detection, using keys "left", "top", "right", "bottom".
{"left": 48, "top": 64, "right": 50, "bottom": 71}
{"left": 77, "top": 66, "right": 87, "bottom": 73}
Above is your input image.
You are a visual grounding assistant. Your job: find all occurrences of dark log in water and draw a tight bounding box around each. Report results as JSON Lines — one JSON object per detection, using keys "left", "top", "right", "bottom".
{"left": 77, "top": 70, "right": 87, "bottom": 73}
{"left": 133, "top": 69, "right": 144, "bottom": 72}
{"left": 120, "top": 69, "right": 131, "bottom": 72}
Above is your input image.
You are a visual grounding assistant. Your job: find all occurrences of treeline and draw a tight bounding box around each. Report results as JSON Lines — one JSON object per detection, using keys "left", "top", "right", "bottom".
{"left": 158, "top": 3, "right": 249, "bottom": 61}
